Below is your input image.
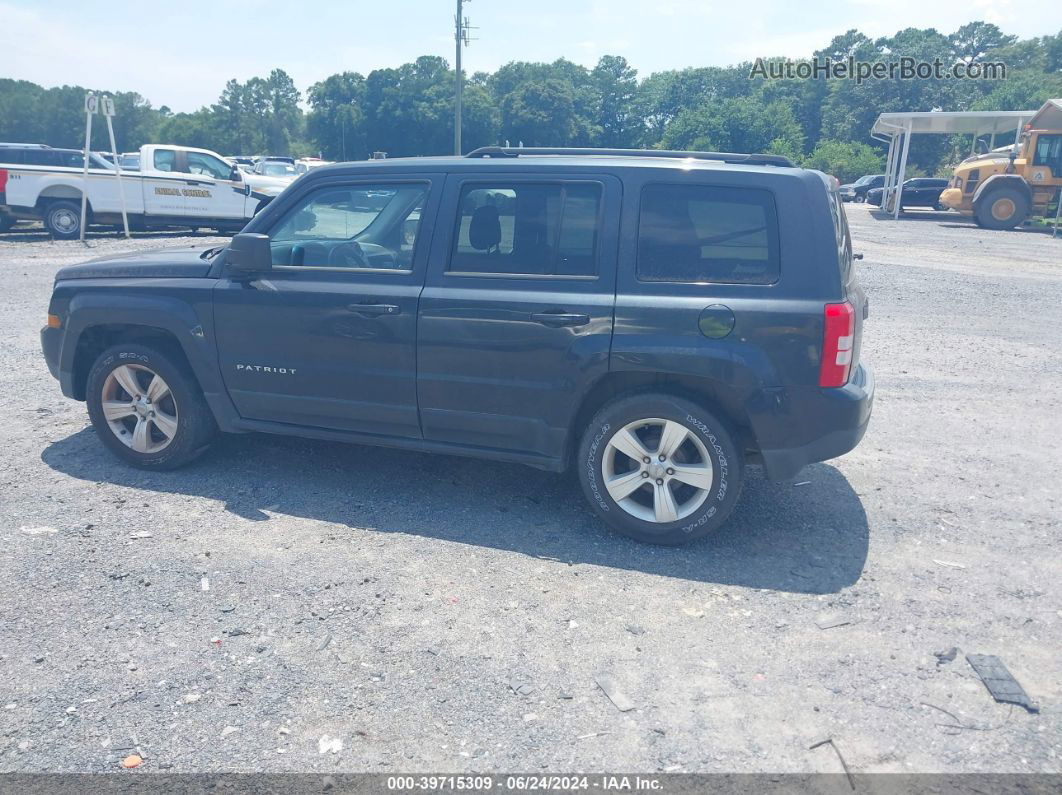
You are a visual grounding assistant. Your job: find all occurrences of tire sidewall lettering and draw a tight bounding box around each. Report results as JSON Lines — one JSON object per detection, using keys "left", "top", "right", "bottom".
{"left": 586, "top": 422, "right": 611, "bottom": 512}
{"left": 584, "top": 407, "right": 733, "bottom": 536}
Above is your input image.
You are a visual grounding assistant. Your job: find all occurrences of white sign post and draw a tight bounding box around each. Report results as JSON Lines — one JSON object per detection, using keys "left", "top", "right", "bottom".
{"left": 79, "top": 93, "right": 97, "bottom": 243}
{"left": 100, "top": 95, "right": 130, "bottom": 239}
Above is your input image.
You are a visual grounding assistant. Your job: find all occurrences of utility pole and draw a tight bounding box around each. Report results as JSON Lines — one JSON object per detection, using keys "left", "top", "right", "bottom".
{"left": 454, "top": 0, "right": 474, "bottom": 155}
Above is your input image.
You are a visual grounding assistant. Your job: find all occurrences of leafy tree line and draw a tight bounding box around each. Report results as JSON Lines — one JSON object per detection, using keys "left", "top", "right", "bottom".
{"left": 2, "top": 22, "right": 1059, "bottom": 182}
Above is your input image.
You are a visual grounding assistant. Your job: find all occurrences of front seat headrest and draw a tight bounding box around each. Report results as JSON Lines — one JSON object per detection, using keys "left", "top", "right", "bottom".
{"left": 469, "top": 204, "right": 502, "bottom": 251}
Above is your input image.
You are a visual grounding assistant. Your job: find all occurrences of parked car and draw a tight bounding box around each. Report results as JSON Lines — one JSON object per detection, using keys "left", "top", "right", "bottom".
{"left": 41, "top": 146, "right": 873, "bottom": 545}
{"left": 1, "top": 142, "right": 111, "bottom": 169}
{"left": 253, "top": 160, "right": 299, "bottom": 179}
{"left": 838, "top": 174, "right": 884, "bottom": 202}
{"left": 294, "top": 157, "right": 333, "bottom": 175}
{"left": 119, "top": 152, "right": 141, "bottom": 171}
{"left": 866, "top": 178, "right": 950, "bottom": 210}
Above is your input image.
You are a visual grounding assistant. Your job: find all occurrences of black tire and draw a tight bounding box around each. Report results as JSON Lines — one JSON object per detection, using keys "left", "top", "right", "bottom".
{"left": 85, "top": 343, "right": 217, "bottom": 470}
{"left": 43, "top": 199, "right": 85, "bottom": 240}
{"left": 577, "top": 393, "right": 743, "bottom": 545}
{"left": 974, "top": 188, "right": 1029, "bottom": 230}
{"left": 855, "top": 195, "right": 865, "bottom": 204}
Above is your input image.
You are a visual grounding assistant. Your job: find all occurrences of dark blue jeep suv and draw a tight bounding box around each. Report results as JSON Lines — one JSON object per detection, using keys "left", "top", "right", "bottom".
{"left": 41, "top": 147, "right": 873, "bottom": 545}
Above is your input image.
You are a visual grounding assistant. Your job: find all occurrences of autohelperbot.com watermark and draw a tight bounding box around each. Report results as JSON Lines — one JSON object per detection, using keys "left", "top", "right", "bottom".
{"left": 750, "top": 56, "right": 1006, "bottom": 84}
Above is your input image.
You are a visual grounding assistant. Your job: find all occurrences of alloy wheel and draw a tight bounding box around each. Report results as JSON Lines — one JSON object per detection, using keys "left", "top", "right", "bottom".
{"left": 100, "top": 364, "right": 179, "bottom": 453}
{"left": 601, "top": 418, "right": 714, "bottom": 523}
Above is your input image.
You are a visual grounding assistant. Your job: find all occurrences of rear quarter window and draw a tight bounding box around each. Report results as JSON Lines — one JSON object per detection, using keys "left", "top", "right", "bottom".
{"left": 636, "top": 183, "right": 780, "bottom": 285}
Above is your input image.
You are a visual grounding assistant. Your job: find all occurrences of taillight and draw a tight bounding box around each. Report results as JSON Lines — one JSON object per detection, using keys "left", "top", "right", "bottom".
{"left": 819, "top": 302, "right": 855, "bottom": 387}
{"left": 0, "top": 169, "right": 8, "bottom": 192}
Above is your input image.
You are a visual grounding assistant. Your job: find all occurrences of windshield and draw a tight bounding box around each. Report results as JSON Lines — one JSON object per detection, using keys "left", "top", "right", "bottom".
{"left": 261, "top": 163, "right": 297, "bottom": 177}
{"left": 854, "top": 176, "right": 873, "bottom": 186}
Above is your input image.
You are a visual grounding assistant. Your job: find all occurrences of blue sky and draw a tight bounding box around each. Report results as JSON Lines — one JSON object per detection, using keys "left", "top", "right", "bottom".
{"left": 5, "top": 0, "right": 1060, "bottom": 111}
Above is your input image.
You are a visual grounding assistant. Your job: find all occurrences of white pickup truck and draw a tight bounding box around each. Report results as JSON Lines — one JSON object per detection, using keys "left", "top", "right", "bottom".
{"left": 0, "top": 144, "right": 294, "bottom": 239}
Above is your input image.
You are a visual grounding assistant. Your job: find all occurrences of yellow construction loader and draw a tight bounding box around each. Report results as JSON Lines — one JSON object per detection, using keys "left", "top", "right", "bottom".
{"left": 940, "top": 98, "right": 1062, "bottom": 229}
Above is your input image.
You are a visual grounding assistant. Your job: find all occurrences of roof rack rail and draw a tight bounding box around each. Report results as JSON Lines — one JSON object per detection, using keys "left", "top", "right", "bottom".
{"left": 464, "top": 146, "right": 795, "bottom": 167}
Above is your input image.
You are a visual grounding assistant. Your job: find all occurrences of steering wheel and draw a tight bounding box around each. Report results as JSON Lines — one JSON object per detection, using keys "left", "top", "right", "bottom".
{"left": 327, "top": 241, "right": 370, "bottom": 268}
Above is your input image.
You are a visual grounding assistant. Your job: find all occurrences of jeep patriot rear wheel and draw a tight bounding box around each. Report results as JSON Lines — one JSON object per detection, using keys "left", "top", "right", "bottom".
{"left": 578, "top": 393, "right": 743, "bottom": 545}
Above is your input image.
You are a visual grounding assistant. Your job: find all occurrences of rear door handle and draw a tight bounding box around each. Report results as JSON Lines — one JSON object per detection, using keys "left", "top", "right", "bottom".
{"left": 530, "top": 312, "right": 591, "bottom": 328}
{"left": 347, "top": 303, "right": 400, "bottom": 317}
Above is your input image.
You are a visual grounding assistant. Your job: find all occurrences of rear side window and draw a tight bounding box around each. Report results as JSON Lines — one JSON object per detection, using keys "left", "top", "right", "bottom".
{"left": 636, "top": 184, "right": 779, "bottom": 285}
{"left": 449, "top": 182, "right": 602, "bottom": 277}
{"left": 22, "top": 149, "right": 58, "bottom": 166}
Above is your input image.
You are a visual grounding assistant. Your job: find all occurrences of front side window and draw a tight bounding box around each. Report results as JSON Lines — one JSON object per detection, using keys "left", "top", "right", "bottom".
{"left": 449, "top": 182, "right": 602, "bottom": 277}
{"left": 186, "top": 152, "right": 232, "bottom": 180}
{"left": 637, "top": 184, "right": 780, "bottom": 285}
{"left": 1033, "top": 134, "right": 1062, "bottom": 172}
{"left": 269, "top": 183, "right": 427, "bottom": 270}
{"left": 154, "top": 149, "right": 176, "bottom": 172}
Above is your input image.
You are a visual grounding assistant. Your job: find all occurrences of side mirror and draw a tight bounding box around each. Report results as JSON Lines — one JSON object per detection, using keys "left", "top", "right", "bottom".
{"left": 229, "top": 166, "right": 242, "bottom": 182}
{"left": 226, "top": 233, "right": 272, "bottom": 276}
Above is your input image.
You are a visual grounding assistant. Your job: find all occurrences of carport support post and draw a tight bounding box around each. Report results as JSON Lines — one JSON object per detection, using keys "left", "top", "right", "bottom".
{"left": 1054, "top": 187, "right": 1061, "bottom": 238}
{"left": 893, "top": 120, "right": 913, "bottom": 220}
{"left": 882, "top": 132, "right": 898, "bottom": 210}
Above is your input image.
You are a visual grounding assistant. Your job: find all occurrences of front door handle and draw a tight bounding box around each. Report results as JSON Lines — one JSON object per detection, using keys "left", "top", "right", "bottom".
{"left": 530, "top": 311, "right": 591, "bottom": 328}
{"left": 347, "top": 303, "right": 400, "bottom": 317}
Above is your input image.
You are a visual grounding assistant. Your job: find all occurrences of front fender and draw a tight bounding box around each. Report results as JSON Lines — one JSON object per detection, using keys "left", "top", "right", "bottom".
{"left": 56, "top": 285, "right": 223, "bottom": 399}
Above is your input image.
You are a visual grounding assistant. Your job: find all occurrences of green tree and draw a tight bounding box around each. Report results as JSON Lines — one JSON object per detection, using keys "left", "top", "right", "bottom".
{"left": 500, "top": 78, "right": 578, "bottom": 146}
{"left": 592, "top": 55, "right": 639, "bottom": 147}
{"left": 661, "top": 96, "right": 804, "bottom": 157}
{"left": 802, "top": 140, "right": 884, "bottom": 182}
{"left": 307, "top": 72, "right": 366, "bottom": 160}
{"left": 263, "top": 69, "right": 302, "bottom": 155}
{"left": 949, "top": 22, "right": 1016, "bottom": 64}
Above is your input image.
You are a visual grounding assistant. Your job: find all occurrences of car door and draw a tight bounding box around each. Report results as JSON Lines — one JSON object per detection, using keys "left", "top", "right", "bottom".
{"left": 416, "top": 173, "right": 620, "bottom": 462}
{"left": 213, "top": 174, "right": 442, "bottom": 437}
{"left": 142, "top": 148, "right": 186, "bottom": 216}
{"left": 180, "top": 150, "right": 248, "bottom": 219}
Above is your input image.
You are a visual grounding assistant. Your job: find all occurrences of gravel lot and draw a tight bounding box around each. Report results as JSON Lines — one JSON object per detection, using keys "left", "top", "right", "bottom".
{"left": 0, "top": 209, "right": 1059, "bottom": 775}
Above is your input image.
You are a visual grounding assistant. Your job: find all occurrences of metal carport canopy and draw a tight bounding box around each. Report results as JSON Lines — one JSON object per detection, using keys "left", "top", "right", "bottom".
{"left": 870, "top": 108, "right": 1037, "bottom": 218}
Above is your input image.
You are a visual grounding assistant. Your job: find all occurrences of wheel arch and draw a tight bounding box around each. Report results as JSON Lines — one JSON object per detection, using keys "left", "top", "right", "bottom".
{"left": 71, "top": 324, "right": 194, "bottom": 400}
{"left": 566, "top": 371, "right": 756, "bottom": 469}
{"left": 972, "top": 174, "right": 1032, "bottom": 207}
{"left": 37, "top": 185, "right": 92, "bottom": 208}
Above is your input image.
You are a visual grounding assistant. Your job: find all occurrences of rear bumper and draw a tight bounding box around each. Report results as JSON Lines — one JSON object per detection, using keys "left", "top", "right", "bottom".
{"left": 752, "top": 363, "right": 874, "bottom": 481}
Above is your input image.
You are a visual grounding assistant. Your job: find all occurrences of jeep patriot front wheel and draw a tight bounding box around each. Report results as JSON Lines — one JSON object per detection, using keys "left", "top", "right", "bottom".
{"left": 86, "top": 343, "right": 216, "bottom": 470}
